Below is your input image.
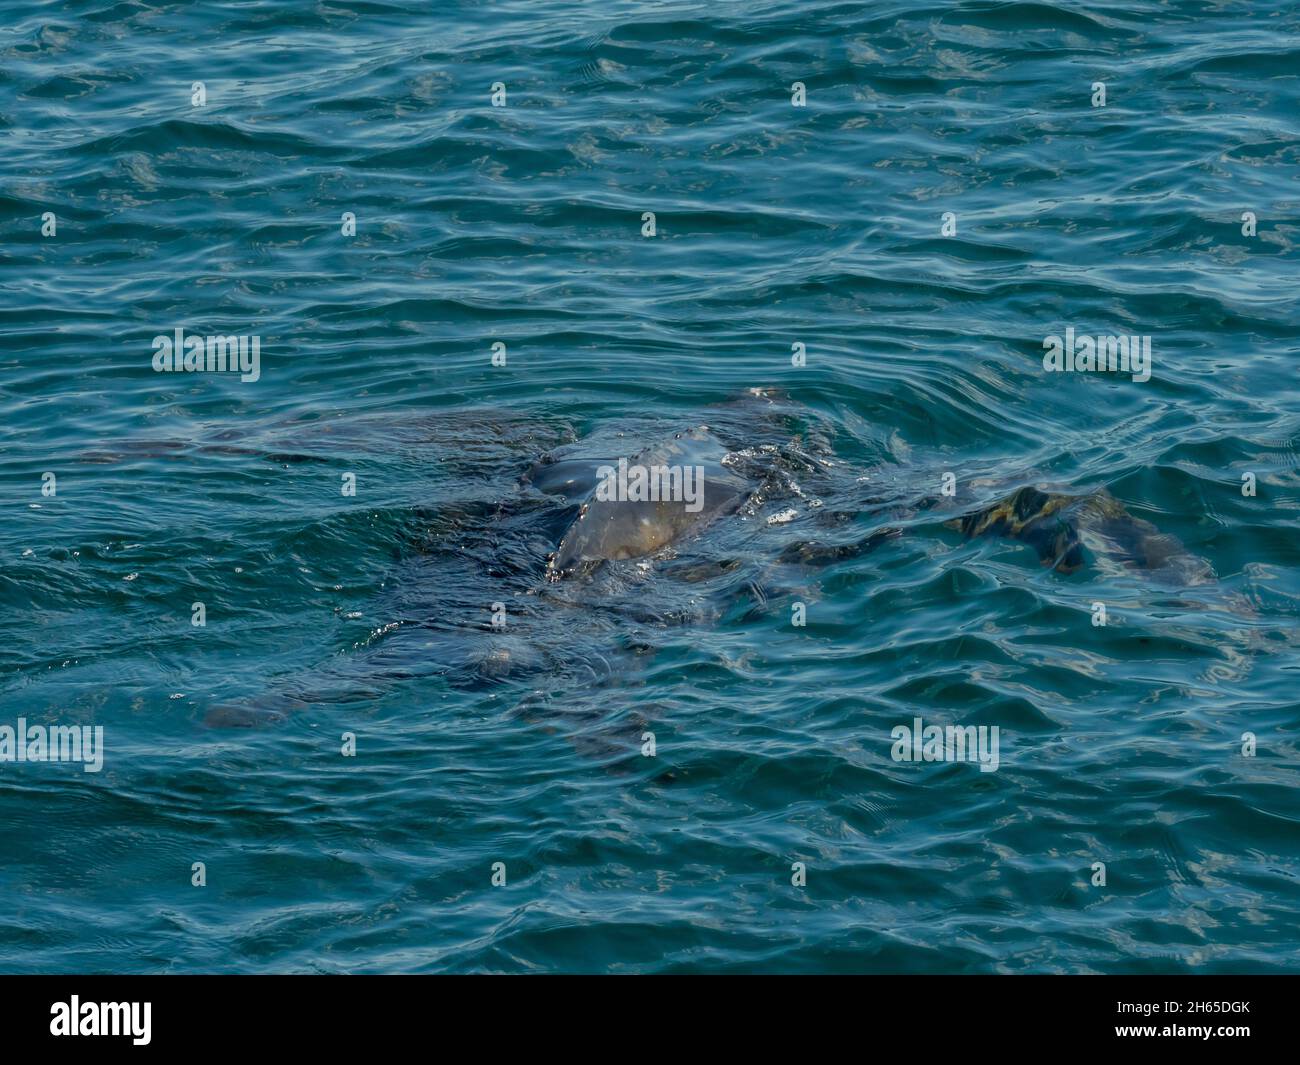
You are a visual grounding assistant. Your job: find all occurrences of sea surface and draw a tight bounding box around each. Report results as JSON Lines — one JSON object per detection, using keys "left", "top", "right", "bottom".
{"left": 1, "top": 0, "right": 1298, "bottom": 974}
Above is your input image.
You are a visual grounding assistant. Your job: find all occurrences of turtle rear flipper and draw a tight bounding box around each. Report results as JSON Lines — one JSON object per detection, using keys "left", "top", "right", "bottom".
{"left": 1072, "top": 490, "right": 1216, "bottom": 585}
{"left": 776, "top": 527, "right": 902, "bottom": 566}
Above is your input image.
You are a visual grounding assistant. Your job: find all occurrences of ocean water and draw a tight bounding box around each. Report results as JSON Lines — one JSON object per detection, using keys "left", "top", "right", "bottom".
{"left": 1, "top": 0, "right": 1298, "bottom": 974}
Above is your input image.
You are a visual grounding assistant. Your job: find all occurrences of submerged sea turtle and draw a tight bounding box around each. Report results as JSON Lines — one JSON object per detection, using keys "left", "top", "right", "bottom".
{"left": 951, "top": 485, "right": 1215, "bottom": 586}
{"left": 193, "top": 392, "right": 1223, "bottom": 724}
{"left": 537, "top": 433, "right": 1214, "bottom": 589}
{"left": 540, "top": 426, "right": 752, "bottom": 581}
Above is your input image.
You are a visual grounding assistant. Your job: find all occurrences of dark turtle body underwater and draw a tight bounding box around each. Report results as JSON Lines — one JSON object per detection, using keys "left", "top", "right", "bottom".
{"left": 528, "top": 399, "right": 1214, "bottom": 591}
{"left": 185, "top": 392, "right": 1221, "bottom": 726}
{"left": 535, "top": 424, "right": 754, "bottom": 581}
{"left": 537, "top": 439, "right": 1216, "bottom": 587}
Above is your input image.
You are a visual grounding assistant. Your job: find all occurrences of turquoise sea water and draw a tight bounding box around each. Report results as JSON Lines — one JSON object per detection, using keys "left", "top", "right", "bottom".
{"left": 1, "top": 1, "right": 1298, "bottom": 973}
